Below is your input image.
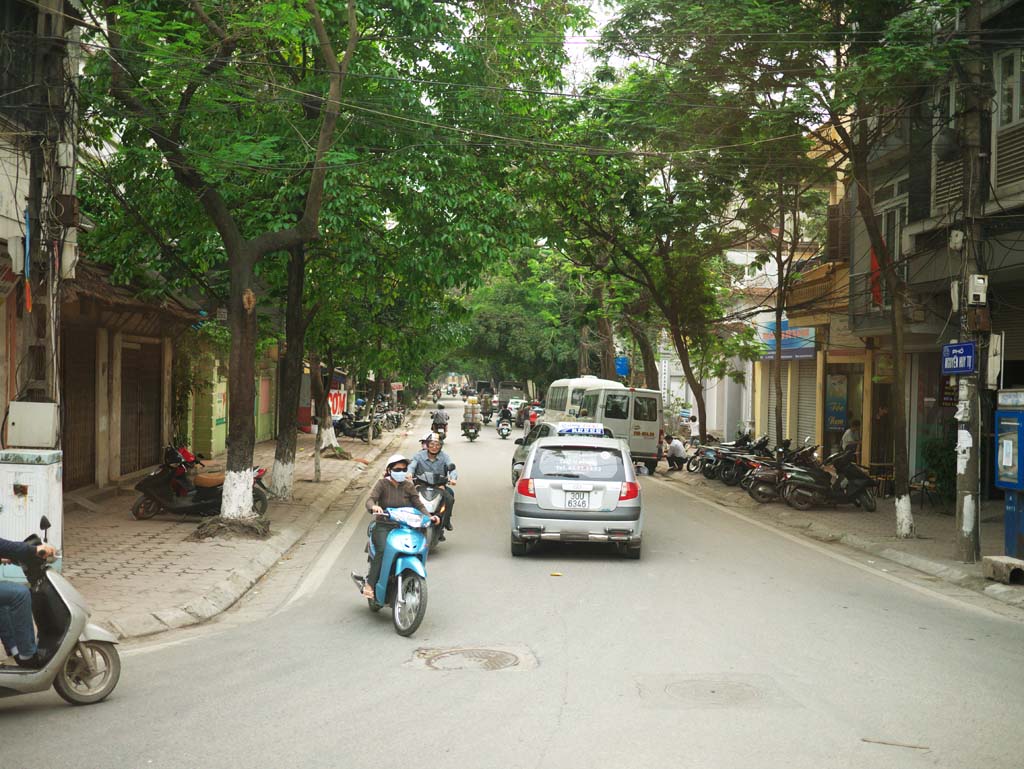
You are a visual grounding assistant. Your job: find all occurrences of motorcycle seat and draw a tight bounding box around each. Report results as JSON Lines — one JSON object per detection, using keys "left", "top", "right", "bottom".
{"left": 194, "top": 472, "right": 226, "bottom": 488}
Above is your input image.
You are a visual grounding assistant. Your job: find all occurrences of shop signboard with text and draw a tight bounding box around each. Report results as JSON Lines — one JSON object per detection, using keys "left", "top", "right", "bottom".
{"left": 759, "top": 320, "right": 816, "bottom": 360}
{"left": 826, "top": 375, "right": 848, "bottom": 430}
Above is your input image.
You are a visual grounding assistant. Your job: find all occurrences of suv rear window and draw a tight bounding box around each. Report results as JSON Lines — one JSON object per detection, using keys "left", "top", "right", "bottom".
{"left": 531, "top": 446, "right": 627, "bottom": 481}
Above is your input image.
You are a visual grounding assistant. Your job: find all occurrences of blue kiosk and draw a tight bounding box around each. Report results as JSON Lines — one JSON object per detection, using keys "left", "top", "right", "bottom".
{"left": 994, "top": 389, "right": 1024, "bottom": 557}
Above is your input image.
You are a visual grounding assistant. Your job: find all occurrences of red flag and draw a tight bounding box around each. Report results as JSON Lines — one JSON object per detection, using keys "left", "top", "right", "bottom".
{"left": 869, "top": 247, "right": 883, "bottom": 306}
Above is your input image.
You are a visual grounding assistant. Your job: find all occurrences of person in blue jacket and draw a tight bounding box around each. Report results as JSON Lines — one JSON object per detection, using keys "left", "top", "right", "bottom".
{"left": 0, "top": 536, "right": 56, "bottom": 668}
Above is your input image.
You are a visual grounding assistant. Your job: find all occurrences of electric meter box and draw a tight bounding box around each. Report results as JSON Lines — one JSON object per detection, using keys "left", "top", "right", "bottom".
{"left": 968, "top": 274, "right": 989, "bottom": 306}
{"left": 0, "top": 450, "right": 62, "bottom": 580}
{"left": 7, "top": 401, "right": 59, "bottom": 448}
{"left": 995, "top": 389, "right": 1024, "bottom": 557}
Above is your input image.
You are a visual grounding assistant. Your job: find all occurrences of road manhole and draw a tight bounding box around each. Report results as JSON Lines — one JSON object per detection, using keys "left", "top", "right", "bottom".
{"left": 408, "top": 646, "right": 537, "bottom": 672}
{"left": 664, "top": 679, "right": 763, "bottom": 707}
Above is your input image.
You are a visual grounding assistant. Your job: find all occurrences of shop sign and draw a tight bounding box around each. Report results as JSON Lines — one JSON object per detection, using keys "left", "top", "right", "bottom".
{"left": 942, "top": 377, "right": 957, "bottom": 407}
{"left": 941, "top": 342, "right": 976, "bottom": 375}
{"left": 759, "top": 320, "right": 816, "bottom": 360}
{"left": 391, "top": 382, "right": 405, "bottom": 391}
{"left": 826, "top": 375, "right": 848, "bottom": 430}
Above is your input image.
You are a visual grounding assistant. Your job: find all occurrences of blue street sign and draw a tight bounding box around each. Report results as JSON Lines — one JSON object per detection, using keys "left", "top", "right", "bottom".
{"left": 941, "top": 342, "right": 976, "bottom": 375}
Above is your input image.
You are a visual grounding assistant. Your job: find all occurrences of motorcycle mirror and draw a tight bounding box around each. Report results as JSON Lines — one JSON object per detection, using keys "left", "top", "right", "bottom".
{"left": 447, "top": 463, "right": 456, "bottom": 471}
{"left": 39, "top": 515, "right": 51, "bottom": 530}
{"left": 514, "top": 438, "right": 525, "bottom": 445}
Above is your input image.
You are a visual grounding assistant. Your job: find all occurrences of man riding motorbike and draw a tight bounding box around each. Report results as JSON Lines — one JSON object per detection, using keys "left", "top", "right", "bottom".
{"left": 497, "top": 404, "right": 513, "bottom": 423}
{"left": 1, "top": 536, "right": 57, "bottom": 667}
{"left": 431, "top": 403, "right": 450, "bottom": 434}
{"left": 409, "top": 433, "right": 458, "bottom": 540}
{"left": 358, "top": 454, "right": 437, "bottom": 600}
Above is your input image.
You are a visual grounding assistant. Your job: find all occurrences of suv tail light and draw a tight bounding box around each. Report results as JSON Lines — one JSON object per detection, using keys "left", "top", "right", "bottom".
{"left": 516, "top": 477, "right": 536, "bottom": 498}
{"left": 619, "top": 481, "right": 640, "bottom": 501}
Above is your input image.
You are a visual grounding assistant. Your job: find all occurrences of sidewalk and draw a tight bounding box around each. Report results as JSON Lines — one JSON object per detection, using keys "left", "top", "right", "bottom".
{"left": 61, "top": 423, "right": 416, "bottom": 639}
{"left": 655, "top": 465, "right": 1024, "bottom": 610}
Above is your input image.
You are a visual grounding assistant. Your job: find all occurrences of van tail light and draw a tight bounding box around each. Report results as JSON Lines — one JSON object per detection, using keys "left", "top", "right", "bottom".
{"left": 619, "top": 481, "right": 640, "bottom": 501}
{"left": 516, "top": 478, "right": 536, "bottom": 498}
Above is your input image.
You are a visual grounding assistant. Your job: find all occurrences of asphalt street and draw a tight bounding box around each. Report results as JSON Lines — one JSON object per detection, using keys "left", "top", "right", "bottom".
{"left": 2, "top": 399, "right": 1023, "bottom": 769}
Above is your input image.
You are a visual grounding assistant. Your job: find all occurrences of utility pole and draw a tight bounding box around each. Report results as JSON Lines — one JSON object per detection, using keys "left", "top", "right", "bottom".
{"left": 955, "top": 0, "right": 985, "bottom": 562}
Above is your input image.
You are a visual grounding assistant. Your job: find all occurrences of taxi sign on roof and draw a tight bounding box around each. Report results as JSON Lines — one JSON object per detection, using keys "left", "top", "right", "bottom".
{"left": 556, "top": 421, "right": 605, "bottom": 436}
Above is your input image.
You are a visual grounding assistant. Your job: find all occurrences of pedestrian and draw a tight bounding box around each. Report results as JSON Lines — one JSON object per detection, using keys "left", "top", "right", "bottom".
{"left": 664, "top": 434, "right": 686, "bottom": 471}
{"left": 841, "top": 419, "right": 861, "bottom": 455}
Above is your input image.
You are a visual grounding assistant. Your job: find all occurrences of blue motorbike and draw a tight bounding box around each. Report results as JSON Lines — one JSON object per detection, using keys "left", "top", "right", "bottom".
{"left": 351, "top": 507, "right": 431, "bottom": 636}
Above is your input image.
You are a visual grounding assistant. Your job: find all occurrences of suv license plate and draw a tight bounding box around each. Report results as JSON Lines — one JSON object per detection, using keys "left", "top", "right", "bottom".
{"left": 566, "top": 491, "right": 589, "bottom": 509}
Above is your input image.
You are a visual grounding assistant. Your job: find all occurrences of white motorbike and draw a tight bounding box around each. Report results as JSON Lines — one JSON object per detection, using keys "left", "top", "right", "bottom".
{"left": 0, "top": 516, "right": 121, "bottom": 705}
{"left": 497, "top": 419, "right": 512, "bottom": 439}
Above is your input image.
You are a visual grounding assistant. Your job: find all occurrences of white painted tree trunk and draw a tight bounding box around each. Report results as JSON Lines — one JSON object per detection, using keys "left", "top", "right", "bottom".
{"left": 268, "top": 459, "right": 294, "bottom": 500}
{"left": 320, "top": 421, "right": 340, "bottom": 450}
{"left": 895, "top": 494, "right": 914, "bottom": 538}
{"left": 221, "top": 468, "right": 256, "bottom": 519}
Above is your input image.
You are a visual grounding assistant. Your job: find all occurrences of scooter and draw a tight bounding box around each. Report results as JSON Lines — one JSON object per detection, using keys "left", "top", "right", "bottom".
{"left": 462, "top": 421, "right": 480, "bottom": 442}
{"left": 131, "top": 446, "right": 269, "bottom": 519}
{"left": 497, "top": 419, "right": 512, "bottom": 439}
{"left": 746, "top": 443, "right": 819, "bottom": 504}
{"left": 413, "top": 465, "right": 454, "bottom": 550}
{"left": 784, "top": 446, "right": 877, "bottom": 512}
{"left": 350, "top": 507, "right": 430, "bottom": 636}
{"left": 0, "top": 516, "right": 121, "bottom": 705}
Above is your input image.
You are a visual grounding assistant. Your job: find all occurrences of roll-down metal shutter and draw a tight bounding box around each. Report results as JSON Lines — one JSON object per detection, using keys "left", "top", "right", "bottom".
{"left": 991, "top": 306, "right": 1024, "bottom": 361}
{"left": 796, "top": 358, "right": 818, "bottom": 446}
{"left": 766, "top": 361, "right": 788, "bottom": 448}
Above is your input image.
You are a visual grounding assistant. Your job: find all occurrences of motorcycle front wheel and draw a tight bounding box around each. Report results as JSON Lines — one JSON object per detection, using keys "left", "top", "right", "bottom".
{"left": 748, "top": 482, "right": 777, "bottom": 504}
{"left": 252, "top": 487, "right": 269, "bottom": 516}
{"left": 131, "top": 496, "right": 160, "bottom": 520}
{"left": 787, "top": 486, "right": 816, "bottom": 511}
{"left": 858, "top": 488, "right": 877, "bottom": 512}
{"left": 686, "top": 455, "right": 702, "bottom": 473}
{"left": 52, "top": 641, "right": 121, "bottom": 705}
{"left": 393, "top": 572, "right": 427, "bottom": 637}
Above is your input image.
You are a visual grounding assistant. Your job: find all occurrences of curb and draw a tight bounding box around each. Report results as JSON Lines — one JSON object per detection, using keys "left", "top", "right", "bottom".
{"left": 105, "top": 426, "right": 412, "bottom": 640}
{"left": 655, "top": 472, "right": 1024, "bottom": 612}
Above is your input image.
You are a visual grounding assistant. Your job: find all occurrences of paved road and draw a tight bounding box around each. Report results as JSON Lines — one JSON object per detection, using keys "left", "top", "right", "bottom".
{"left": 3, "top": 399, "right": 1023, "bottom": 769}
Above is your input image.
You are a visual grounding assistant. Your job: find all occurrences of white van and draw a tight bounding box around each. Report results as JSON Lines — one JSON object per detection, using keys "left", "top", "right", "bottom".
{"left": 577, "top": 387, "right": 664, "bottom": 473}
{"left": 544, "top": 375, "right": 624, "bottom": 422}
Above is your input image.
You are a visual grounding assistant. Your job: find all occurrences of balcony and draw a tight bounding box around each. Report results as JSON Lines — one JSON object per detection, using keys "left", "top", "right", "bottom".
{"left": 785, "top": 262, "right": 849, "bottom": 327}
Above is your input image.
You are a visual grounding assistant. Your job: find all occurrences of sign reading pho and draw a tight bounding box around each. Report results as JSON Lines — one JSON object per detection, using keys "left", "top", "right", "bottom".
{"left": 941, "top": 342, "right": 976, "bottom": 376}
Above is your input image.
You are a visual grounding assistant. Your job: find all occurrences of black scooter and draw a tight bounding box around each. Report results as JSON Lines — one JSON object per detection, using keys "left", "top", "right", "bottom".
{"left": 784, "top": 445, "right": 876, "bottom": 511}
{"left": 132, "top": 446, "right": 269, "bottom": 519}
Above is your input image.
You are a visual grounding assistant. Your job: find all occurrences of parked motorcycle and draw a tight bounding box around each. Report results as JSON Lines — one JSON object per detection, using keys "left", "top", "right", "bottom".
{"left": 131, "top": 446, "right": 268, "bottom": 519}
{"left": 334, "top": 412, "right": 380, "bottom": 442}
{"left": 718, "top": 435, "right": 773, "bottom": 486}
{"left": 746, "top": 443, "right": 820, "bottom": 504}
{"left": 350, "top": 507, "right": 430, "bottom": 636}
{"left": 0, "top": 516, "right": 121, "bottom": 705}
{"left": 497, "top": 419, "right": 512, "bottom": 439}
{"left": 784, "top": 445, "right": 876, "bottom": 511}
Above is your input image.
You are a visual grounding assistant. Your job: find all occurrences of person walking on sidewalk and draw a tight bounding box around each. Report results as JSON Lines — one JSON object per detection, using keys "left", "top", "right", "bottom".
{"left": 358, "top": 455, "right": 435, "bottom": 600}
{"left": 0, "top": 536, "right": 57, "bottom": 667}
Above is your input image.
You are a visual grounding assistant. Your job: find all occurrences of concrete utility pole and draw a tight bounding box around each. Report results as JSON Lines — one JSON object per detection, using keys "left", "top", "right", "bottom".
{"left": 955, "top": 0, "right": 985, "bottom": 562}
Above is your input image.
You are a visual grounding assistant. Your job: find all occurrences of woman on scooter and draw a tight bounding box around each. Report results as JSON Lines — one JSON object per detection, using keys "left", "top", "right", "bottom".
{"left": 0, "top": 536, "right": 56, "bottom": 667}
{"left": 359, "top": 455, "right": 436, "bottom": 599}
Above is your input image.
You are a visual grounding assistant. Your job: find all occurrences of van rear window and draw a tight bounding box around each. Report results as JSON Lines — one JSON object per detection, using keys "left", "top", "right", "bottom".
{"left": 532, "top": 446, "right": 627, "bottom": 481}
{"left": 604, "top": 394, "right": 630, "bottom": 420}
{"left": 634, "top": 396, "right": 658, "bottom": 421}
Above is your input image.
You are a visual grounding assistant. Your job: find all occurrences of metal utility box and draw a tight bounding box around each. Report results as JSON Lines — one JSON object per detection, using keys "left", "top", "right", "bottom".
{"left": 7, "top": 401, "right": 60, "bottom": 448}
{"left": 994, "top": 389, "right": 1024, "bottom": 557}
{"left": 0, "top": 450, "right": 62, "bottom": 580}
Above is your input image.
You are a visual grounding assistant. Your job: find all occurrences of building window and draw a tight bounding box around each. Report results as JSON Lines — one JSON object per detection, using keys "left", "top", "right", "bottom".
{"left": 997, "top": 49, "right": 1022, "bottom": 129}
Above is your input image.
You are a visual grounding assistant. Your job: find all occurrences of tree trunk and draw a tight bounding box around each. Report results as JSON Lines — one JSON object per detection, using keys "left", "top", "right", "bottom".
{"left": 578, "top": 325, "right": 591, "bottom": 374}
{"left": 773, "top": 297, "right": 785, "bottom": 447}
{"left": 309, "top": 351, "right": 327, "bottom": 482}
{"left": 221, "top": 249, "right": 259, "bottom": 519}
{"left": 628, "top": 322, "right": 660, "bottom": 390}
{"left": 270, "top": 244, "right": 309, "bottom": 500}
{"left": 852, "top": 159, "right": 914, "bottom": 538}
{"left": 669, "top": 324, "right": 707, "bottom": 442}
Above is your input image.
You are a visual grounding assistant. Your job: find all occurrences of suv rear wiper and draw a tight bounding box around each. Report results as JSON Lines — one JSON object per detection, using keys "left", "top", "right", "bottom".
{"left": 544, "top": 472, "right": 582, "bottom": 478}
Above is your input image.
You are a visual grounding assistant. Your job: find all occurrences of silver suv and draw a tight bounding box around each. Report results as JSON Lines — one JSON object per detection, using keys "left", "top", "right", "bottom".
{"left": 511, "top": 434, "right": 643, "bottom": 559}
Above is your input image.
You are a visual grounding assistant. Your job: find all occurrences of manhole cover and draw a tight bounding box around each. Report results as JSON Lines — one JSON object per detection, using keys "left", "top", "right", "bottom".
{"left": 664, "top": 680, "right": 763, "bottom": 707}
{"left": 423, "top": 648, "right": 520, "bottom": 671}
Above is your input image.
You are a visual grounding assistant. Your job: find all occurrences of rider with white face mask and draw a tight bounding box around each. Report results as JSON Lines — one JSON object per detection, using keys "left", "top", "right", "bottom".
{"left": 359, "top": 454, "right": 434, "bottom": 599}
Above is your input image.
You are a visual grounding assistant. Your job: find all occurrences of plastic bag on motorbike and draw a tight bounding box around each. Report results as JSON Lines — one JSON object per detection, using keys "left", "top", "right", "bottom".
{"left": 386, "top": 507, "right": 431, "bottom": 528}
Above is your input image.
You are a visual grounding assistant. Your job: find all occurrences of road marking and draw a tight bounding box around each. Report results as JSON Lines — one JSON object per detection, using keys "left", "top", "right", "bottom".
{"left": 645, "top": 475, "right": 1024, "bottom": 622}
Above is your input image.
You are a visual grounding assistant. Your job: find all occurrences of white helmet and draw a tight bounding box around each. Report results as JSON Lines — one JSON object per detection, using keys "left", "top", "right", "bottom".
{"left": 385, "top": 453, "right": 409, "bottom": 471}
